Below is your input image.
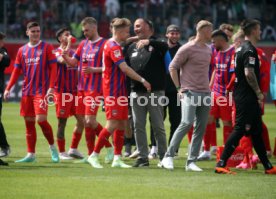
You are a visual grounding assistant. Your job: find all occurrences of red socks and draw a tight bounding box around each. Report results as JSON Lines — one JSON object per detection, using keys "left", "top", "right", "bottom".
{"left": 262, "top": 122, "right": 271, "bottom": 151}
{"left": 25, "top": 120, "right": 37, "bottom": 153}
{"left": 85, "top": 127, "right": 96, "bottom": 155}
{"left": 70, "top": 130, "right": 82, "bottom": 149}
{"left": 94, "top": 128, "right": 111, "bottom": 154}
{"left": 203, "top": 123, "right": 212, "bottom": 151}
{"left": 38, "top": 120, "right": 54, "bottom": 145}
{"left": 223, "top": 125, "right": 232, "bottom": 144}
{"left": 187, "top": 127, "right": 193, "bottom": 143}
{"left": 114, "top": 130, "right": 124, "bottom": 155}
{"left": 57, "top": 139, "right": 65, "bottom": 153}
{"left": 95, "top": 123, "right": 112, "bottom": 148}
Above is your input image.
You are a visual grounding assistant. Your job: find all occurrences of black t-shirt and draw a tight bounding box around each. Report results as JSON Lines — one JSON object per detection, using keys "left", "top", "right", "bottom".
{"left": 233, "top": 40, "right": 260, "bottom": 104}
{"left": 0, "top": 47, "right": 10, "bottom": 93}
{"left": 165, "top": 43, "right": 181, "bottom": 93}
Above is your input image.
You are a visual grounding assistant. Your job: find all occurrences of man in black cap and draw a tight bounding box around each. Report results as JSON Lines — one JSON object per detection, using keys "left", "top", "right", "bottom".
{"left": 148, "top": 24, "right": 182, "bottom": 159}
{"left": 0, "top": 32, "right": 10, "bottom": 166}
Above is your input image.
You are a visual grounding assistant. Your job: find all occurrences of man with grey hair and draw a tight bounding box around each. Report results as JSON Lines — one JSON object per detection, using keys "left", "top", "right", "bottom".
{"left": 161, "top": 20, "right": 213, "bottom": 171}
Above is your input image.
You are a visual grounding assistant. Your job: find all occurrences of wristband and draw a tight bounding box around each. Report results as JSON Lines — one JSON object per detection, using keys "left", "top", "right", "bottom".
{"left": 176, "top": 86, "right": 180, "bottom": 91}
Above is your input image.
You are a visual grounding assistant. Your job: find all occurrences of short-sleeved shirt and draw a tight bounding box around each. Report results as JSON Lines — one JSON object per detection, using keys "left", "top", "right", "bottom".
{"left": 73, "top": 38, "right": 106, "bottom": 93}
{"left": 14, "top": 41, "right": 57, "bottom": 96}
{"left": 211, "top": 46, "right": 235, "bottom": 96}
{"left": 234, "top": 40, "right": 260, "bottom": 103}
{"left": 102, "top": 39, "right": 127, "bottom": 98}
{"left": 55, "top": 47, "right": 78, "bottom": 93}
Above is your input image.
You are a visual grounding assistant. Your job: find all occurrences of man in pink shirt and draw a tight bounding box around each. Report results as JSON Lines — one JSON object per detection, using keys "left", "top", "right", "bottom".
{"left": 161, "top": 20, "right": 213, "bottom": 171}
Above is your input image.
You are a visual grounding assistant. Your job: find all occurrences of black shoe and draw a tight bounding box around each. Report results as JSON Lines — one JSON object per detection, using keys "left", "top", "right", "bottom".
{"left": 133, "top": 158, "right": 149, "bottom": 167}
{"left": 0, "top": 159, "right": 8, "bottom": 166}
{"left": 0, "top": 146, "right": 10, "bottom": 158}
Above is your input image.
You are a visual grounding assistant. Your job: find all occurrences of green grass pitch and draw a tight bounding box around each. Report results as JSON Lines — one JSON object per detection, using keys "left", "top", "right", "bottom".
{"left": 0, "top": 103, "right": 276, "bottom": 199}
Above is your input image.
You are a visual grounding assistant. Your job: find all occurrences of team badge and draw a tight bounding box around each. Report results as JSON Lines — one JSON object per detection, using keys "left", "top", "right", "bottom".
{"left": 249, "top": 57, "right": 255, "bottom": 65}
{"left": 114, "top": 50, "right": 121, "bottom": 58}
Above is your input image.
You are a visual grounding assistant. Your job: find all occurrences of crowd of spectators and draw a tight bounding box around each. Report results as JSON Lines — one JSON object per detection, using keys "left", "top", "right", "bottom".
{"left": 1, "top": 0, "right": 276, "bottom": 41}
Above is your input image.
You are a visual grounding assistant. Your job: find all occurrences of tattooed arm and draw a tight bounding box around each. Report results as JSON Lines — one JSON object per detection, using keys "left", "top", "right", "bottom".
{"left": 244, "top": 67, "right": 264, "bottom": 105}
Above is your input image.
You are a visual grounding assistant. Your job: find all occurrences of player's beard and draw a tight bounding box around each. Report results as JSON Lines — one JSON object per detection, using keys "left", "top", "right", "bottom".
{"left": 169, "top": 38, "right": 178, "bottom": 45}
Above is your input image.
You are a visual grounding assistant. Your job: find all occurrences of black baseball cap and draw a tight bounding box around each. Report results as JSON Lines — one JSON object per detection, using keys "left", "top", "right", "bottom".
{"left": 0, "top": 32, "right": 6, "bottom": 40}
{"left": 166, "top": 25, "right": 180, "bottom": 34}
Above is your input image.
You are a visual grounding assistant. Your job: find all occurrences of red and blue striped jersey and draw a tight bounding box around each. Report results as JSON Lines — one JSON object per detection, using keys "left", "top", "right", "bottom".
{"left": 73, "top": 37, "right": 106, "bottom": 93}
{"left": 54, "top": 47, "right": 78, "bottom": 93}
{"left": 211, "top": 46, "right": 235, "bottom": 96}
{"left": 14, "top": 41, "right": 57, "bottom": 96}
{"left": 257, "top": 48, "right": 270, "bottom": 93}
{"left": 102, "top": 39, "right": 127, "bottom": 98}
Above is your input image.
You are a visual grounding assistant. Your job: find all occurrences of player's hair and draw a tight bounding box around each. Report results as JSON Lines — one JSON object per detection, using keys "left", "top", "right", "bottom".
{"left": 55, "top": 27, "right": 70, "bottom": 43}
{"left": 111, "top": 18, "right": 131, "bottom": 30}
{"left": 219, "top": 23, "right": 234, "bottom": 32}
{"left": 232, "top": 29, "right": 245, "bottom": 42}
{"left": 240, "top": 19, "right": 260, "bottom": 36}
{"left": 211, "top": 29, "right": 229, "bottom": 42}
{"left": 143, "top": 19, "right": 154, "bottom": 31}
{"left": 27, "top": 21, "right": 40, "bottom": 30}
{"left": 81, "top": 17, "right": 97, "bottom": 26}
{"left": 196, "top": 20, "right": 213, "bottom": 32}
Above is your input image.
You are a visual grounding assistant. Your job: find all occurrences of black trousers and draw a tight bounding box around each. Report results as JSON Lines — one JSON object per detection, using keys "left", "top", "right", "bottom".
{"left": 218, "top": 100, "right": 272, "bottom": 170}
{"left": 150, "top": 92, "right": 181, "bottom": 151}
{"left": 0, "top": 92, "right": 9, "bottom": 148}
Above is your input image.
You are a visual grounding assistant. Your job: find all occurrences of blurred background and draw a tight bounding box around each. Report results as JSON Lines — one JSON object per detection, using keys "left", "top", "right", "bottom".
{"left": 1, "top": 0, "right": 276, "bottom": 42}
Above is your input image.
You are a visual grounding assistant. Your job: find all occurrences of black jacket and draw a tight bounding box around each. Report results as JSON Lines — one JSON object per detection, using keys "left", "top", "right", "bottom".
{"left": 165, "top": 42, "right": 181, "bottom": 93}
{"left": 0, "top": 47, "right": 10, "bottom": 93}
{"left": 126, "top": 37, "right": 168, "bottom": 92}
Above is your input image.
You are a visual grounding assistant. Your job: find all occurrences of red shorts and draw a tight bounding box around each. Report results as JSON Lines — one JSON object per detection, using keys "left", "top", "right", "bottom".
{"left": 210, "top": 95, "right": 232, "bottom": 121}
{"left": 55, "top": 92, "right": 76, "bottom": 118}
{"left": 20, "top": 95, "right": 48, "bottom": 117}
{"left": 75, "top": 91, "right": 101, "bottom": 116}
{"left": 104, "top": 96, "right": 128, "bottom": 120}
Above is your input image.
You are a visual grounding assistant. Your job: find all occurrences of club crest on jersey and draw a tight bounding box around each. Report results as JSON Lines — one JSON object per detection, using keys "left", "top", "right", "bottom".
{"left": 37, "top": 50, "right": 43, "bottom": 56}
{"left": 249, "top": 56, "right": 256, "bottom": 65}
{"left": 114, "top": 50, "right": 121, "bottom": 58}
{"left": 225, "top": 56, "right": 230, "bottom": 63}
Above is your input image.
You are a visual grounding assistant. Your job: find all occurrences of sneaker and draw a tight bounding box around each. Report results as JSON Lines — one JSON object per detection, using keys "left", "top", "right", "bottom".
{"left": 129, "top": 150, "right": 139, "bottom": 159}
{"left": 50, "top": 146, "right": 59, "bottom": 163}
{"left": 215, "top": 167, "right": 236, "bottom": 175}
{"left": 74, "top": 157, "right": 88, "bottom": 164}
{"left": 124, "top": 144, "right": 132, "bottom": 157}
{"left": 186, "top": 162, "right": 203, "bottom": 172}
{"left": 124, "top": 152, "right": 131, "bottom": 157}
{"left": 104, "top": 147, "right": 114, "bottom": 164}
{"left": 148, "top": 152, "right": 157, "bottom": 160}
{"left": 198, "top": 151, "right": 211, "bottom": 161}
{"left": 236, "top": 162, "right": 251, "bottom": 169}
{"left": 0, "top": 146, "right": 11, "bottom": 158}
{"left": 15, "top": 155, "right": 36, "bottom": 163}
{"left": 265, "top": 166, "right": 276, "bottom": 174}
{"left": 87, "top": 156, "right": 103, "bottom": 169}
{"left": 59, "top": 152, "right": 73, "bottom": 160}
{"left": 250, "top": 155, "right": 259, "bottom": 169}
{"left": 210, "top": 146, "right": 217, "bottom": 155}
{"left": 0, "top": 159, "right": 8, "bottom": 166}
{"left": 111, "top": 158, "right": 132, "bottom": 168}
{"left": 133, "top": 158, "right": 149, "bottom": 167}
{"left": 161, "top": 157, "right": 174, "bottom": 170}
{"left": 68, "top": 148, "right": 84, "bottom": 159}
